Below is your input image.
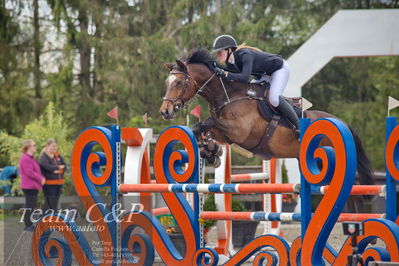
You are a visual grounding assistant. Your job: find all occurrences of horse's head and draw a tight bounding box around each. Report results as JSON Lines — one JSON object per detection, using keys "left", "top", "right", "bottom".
{"left": 160, "top": 59, "right": 199, "bottom": 120}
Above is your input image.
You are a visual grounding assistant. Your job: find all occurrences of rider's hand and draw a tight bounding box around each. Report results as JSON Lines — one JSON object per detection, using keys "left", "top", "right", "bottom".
{"left": 214, "top": 67, "right": 226, "bottom": 78}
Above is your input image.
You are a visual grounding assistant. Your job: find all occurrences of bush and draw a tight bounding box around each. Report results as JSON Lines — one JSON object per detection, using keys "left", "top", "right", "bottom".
{"left": 232, "top": 199, "right": 246, "bottom": 212}
{"left": 0, "top": 102, "right": 74, "bottom": 195}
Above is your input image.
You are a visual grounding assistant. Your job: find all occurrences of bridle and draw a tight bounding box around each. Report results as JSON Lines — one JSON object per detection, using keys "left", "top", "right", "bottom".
{"left": 163, "top": 67, "right": 262, "bottom": 118}
{"left": 163, "top": 69, "right": 216, "bottom": 109}
{"left": 162, "top": 71, "right": 196, "bottom": 107}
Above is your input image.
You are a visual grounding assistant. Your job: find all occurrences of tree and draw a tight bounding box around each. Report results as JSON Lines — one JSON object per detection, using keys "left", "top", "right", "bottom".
{"left": 0, "top": 1, "right": 33, "bottom": 136}
{"left": 33, "top": 0, "right": 42, "bottom": 100}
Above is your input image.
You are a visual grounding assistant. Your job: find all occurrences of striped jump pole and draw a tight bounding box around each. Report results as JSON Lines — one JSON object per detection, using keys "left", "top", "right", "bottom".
{"left": 200, "top": 211, "right": 385, "bottom": 222}
{"left": 119, "top": 183, "right": 300, "bottom": 194}
{"left": 230, "top": 172, "right": 268, "bottom": 182}
{"left": 150, "top": 210, "right": 385, "bottom": 222}
{"left": 152, "top": 206, "right": 170, "bottom": 216}
{"left": 312, "top": 185, "right": 386, "bottom": 196}
{"left": 119, "top": 183, "right": 385, "bottom": 195}
{"left": 151, "top": 184, "right": 386, "bottom": 215}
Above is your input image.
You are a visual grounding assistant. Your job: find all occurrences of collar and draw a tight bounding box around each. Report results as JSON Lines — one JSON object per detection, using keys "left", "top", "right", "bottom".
{"left": 24, "top": 152, "right": 34, "bottom": 158}
{"left": 44, "top": 151, "right": 55, "bottom": 159}
{"left": 230, "top": 53, "right": 235, "bottom": 64}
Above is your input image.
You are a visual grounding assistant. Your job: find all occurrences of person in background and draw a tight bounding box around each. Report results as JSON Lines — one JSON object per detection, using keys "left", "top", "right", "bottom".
{"left": 19, "top": 139, "right": 45, "bottom": 231}
{"left": 38, "top": 139, "right": 67, "bottom": 214}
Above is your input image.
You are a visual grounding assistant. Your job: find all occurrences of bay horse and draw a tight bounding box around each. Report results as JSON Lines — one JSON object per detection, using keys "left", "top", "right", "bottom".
{"left": 159, "top": 49, "right": 375, "bottom": 200}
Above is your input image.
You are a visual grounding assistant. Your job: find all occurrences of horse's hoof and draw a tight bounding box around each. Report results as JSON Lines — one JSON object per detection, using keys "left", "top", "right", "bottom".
{"left": 212, "top": 157, "right": 221, "bottom": 168}
{"left": 214, "top": 144, "right": 223, "bottom": 157}
{"left": 206, "top": 155, "right": 215, "bottom": 165}
{"left": 206, "top": 155, "right": 221, "bottom": 168}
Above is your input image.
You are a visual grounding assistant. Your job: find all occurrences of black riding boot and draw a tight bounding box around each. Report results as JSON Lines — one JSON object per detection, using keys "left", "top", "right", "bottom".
{"left": 275, "top": 96, "right": 300, "bottom": 137}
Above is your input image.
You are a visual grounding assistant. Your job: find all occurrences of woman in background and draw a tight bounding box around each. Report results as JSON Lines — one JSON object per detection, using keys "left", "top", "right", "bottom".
{"left": 39, "top": 139, "right": 67, "bottom": 214}
{"left": 19, "top": 139, "right": 45, "bottom": 231}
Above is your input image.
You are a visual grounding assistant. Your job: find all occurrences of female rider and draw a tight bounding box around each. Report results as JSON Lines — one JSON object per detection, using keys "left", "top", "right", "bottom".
{"left": 212, "top": 34, "right": 300, "bottom": 135}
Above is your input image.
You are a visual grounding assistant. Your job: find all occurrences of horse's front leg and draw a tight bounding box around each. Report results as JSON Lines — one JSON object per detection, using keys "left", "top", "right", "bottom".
{"left": 192, "top": 117, "right": 227, "bottom": 167}
{"left": 192, "top": 117, "right": 229, "bottom": 142}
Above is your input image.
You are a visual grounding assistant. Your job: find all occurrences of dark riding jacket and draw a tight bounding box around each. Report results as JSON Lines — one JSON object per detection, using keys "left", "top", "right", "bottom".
{"left": 225, "top": 48, "right": 284, "bottom": 83}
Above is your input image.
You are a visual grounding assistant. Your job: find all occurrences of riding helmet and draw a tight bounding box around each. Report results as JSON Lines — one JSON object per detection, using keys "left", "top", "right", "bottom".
{"left": 212, "top": 35, "right": 237, "bottom": 53}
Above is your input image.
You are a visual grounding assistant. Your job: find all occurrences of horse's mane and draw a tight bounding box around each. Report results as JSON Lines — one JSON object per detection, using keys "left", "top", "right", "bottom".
{"left": 185, "top": 48, "right": 216, "bottom": 71}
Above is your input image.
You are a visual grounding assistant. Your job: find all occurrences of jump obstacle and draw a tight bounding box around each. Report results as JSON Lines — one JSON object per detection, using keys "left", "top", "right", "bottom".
{"left": 122, "top": 127, "right": 279, "bottom": 256}
{"left": 31, "top": 116, "right": 399, "bottom": 265}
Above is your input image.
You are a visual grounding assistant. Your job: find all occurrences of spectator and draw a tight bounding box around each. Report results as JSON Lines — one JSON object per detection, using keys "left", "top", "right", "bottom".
{"left": 38, "top": 139, "right": 67, "bottom": 214}
{"left": 19, "top": 139, "right": 45, "bottom": 231}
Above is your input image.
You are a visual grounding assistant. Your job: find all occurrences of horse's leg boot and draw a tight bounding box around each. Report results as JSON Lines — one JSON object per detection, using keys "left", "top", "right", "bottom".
{"left": 192, "top": 122, "right": 203, "bottom": 139}
{"left": 275, "top": 96, "right": 300, "bottom": 136}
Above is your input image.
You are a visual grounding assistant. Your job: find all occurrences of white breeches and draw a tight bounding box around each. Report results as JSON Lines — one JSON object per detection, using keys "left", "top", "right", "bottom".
{"left": 251, "top": 60, "right": 290, "bottom": 107}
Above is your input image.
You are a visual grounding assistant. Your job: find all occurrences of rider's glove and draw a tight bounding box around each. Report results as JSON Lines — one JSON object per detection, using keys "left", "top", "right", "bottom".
{"left": 214, "top": 67, "right": 226, "bottom": 78}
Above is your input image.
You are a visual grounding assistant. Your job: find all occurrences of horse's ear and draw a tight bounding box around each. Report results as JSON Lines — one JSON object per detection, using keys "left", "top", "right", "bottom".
{"left": 176, "top": 60, "right": 187, "bottom": 72}
{"left": 163, "top": 63, "right": 174, "bottom": 71}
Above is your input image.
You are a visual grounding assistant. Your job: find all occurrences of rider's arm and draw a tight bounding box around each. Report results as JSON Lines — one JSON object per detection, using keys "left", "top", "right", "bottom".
{"left": 226, "top": 52, "right": 253, "bottom": 83}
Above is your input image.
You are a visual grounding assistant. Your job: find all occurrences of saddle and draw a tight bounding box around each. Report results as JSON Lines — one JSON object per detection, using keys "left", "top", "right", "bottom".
{"left": 251, "top": 84, "right": 303, "bottom": 129}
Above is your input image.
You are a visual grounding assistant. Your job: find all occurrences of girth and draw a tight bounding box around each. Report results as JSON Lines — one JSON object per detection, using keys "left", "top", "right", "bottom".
{"left": 248, "top": 114, "right": 280, "bottom": 160}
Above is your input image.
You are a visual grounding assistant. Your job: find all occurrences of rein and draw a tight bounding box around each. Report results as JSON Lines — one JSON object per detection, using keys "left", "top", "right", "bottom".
{"left": 198, "top": 73, "right": 216, "bottom": 94}
{"left": 218, "top": 77, "right": 231, "bottom": 104}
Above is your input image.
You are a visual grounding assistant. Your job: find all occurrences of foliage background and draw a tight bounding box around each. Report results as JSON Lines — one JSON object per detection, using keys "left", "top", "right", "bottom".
{"left": 0, "top": 102, "right": 73, "bottom": 194}
{"left": 0, "top": 0, "right": 398, "bottom": 195}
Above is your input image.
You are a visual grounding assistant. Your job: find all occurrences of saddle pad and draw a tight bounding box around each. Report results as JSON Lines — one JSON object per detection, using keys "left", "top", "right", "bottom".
{"left": 255, "top": 85, "right": 303, "bottom": 129}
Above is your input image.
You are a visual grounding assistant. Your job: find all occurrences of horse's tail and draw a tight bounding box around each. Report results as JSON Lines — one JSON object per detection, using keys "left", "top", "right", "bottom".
{"left": 348, "top": 125, "right": 375, "bottom": 186}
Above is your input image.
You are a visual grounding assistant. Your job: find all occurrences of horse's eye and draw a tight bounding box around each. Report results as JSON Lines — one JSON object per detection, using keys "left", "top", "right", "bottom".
{"left": 176, "top": 80, "right": 183, "bottom": 87}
